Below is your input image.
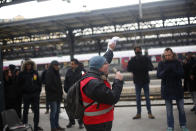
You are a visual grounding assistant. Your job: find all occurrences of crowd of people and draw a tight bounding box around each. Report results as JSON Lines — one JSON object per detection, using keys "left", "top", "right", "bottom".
{"left": 2, "top": 41, "right": 196, "bottom": 131}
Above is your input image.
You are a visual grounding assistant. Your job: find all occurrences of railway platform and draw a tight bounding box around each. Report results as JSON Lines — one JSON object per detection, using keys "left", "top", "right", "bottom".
{"left": 27, "top": 104, "right": 196, "bottom": 131}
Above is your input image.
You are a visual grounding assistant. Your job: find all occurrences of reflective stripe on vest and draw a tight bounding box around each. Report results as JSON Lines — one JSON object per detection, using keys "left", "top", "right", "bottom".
{"left": 83, "top": 101, "right": 98, "bottom": 107}
{"left": 84, "top": 105, "right": 114, "bottom": 116}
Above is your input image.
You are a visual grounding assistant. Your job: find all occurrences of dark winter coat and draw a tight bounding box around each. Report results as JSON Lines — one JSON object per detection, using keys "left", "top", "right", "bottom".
{"left": 18, "top": 60, "right": 41, "bottom": 96}
{"left": 127, "top": 55, "right": 154, "bottom": 84}
{"left": 83, "top": 49, "right": 123, "bottom": 105}
{"left": 83, "top": 69, "right": 123, "bottom": 105}
{"left": 45, "top": 65, "right": 63, "bottom": 102}
{"left": 190, "top": 63, "right": 196, "bottom": 92}
{"left": 64, "top": 63, "right": 84, "bottom": 93}
{"left": 41, "top": 69, "right": 47, "bottom": 85}
{"left": 3, "top": 71, "right": 22, "bottom": 107}
{"left": 157, "top": 59, "right": 184, "bottom": 100}
{"left": 183, "top": 57, "right": 196, "bottom": 92}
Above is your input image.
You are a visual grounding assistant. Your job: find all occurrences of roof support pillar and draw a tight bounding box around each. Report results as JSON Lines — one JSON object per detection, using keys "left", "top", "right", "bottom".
{"left": 97, "top": 39, "right": 102, "bottom": 56}
{"left": 67, "top": 29, "right": 75, "bottom": 60}
{"left": 0, "top": 45, "right": 5, "bottom": 130}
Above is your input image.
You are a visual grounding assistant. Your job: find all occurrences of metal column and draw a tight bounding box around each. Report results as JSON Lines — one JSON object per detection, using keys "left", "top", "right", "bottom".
{"left": 68, "top": 29, "right": 75, "bottom": 60}
{"left": 0, "top": 46, "right": 4, "bottom": 130}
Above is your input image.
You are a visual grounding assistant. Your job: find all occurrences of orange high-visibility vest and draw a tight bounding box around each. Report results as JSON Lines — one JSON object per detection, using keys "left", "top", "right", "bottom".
{"left": 80, "top": 77, "right": 114, "bottom": 125}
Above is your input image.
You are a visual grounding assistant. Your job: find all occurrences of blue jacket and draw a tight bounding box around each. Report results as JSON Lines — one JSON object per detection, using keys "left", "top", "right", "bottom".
{"left": 157, "top": 60, "right": 184, "bottom": 100}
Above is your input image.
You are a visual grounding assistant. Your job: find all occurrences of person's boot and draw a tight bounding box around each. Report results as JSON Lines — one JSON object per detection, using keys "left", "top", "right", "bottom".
{"left": 148, "top": 113, "right": 155, "bottom": 119}
{"left": 79, "top": 124, "right": 84, "bottom": 129}
{"left": 66, "top": 122, "right": 75, "bottom": 128}
{"left": 51, "top": 128, "right": 57, "bottom": 131}
{"left": 132, "top": 114, "right": 141, "bottom": 119}
{"left": 57, "top": 126, "right": 65, "bottom": 131}
{"left": 45, "top": 109, "right": 49, "bottom": 114}
{"left": 34, "top": 126, "right": 43, "bottom": 131}
{"left": 190, "top": 106, "right": 195, "bottom": 112}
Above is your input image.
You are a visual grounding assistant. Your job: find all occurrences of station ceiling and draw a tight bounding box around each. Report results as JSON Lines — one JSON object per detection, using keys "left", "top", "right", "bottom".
{"left": 0, "top": 0, "right": 196, "bottom": 40}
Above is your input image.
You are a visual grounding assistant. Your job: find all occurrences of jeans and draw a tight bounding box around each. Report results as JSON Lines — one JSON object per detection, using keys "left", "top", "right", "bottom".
{"left": 48, "top": 101, "right": 61, "bottom": 129}
{"left": 134, "top": 83, "right": 152, "bottom": 114}
{"left": 22, "top": 94, "right": 40, "bottom": 131}
{"left": 85, "top": 121, "right": 112, "bottom": 131}
{"left": 165, "top": 99, "right": 187, "bottom": 129}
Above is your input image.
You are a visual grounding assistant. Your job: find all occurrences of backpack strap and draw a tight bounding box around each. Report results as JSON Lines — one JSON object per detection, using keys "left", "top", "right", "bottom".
{"left": 79, "top": 74, "right": 97, "bottom": 109}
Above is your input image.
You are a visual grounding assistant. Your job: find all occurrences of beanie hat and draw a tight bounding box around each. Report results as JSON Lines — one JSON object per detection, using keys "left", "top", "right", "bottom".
{"left": 89, "top": 56, "right": 107, "bottom": 69}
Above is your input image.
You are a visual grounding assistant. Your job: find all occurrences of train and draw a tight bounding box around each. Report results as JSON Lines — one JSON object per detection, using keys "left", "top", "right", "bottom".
{"left": 3, "top": 45, "right": 196, "bottom": 74}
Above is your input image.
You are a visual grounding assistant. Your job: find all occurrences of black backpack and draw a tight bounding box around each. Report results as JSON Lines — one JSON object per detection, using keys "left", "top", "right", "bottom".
{"left": 64, "top": 76, "right": 94, "bottom": 119}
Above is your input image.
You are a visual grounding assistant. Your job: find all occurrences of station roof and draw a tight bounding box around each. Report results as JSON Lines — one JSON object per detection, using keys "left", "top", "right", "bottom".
{"left": 0, "top": 0, "right": 196, "bottom": 40}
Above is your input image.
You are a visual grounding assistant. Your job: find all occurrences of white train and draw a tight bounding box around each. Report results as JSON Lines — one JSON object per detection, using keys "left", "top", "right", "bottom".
{"left": 3, "top": 45, "right": 196, "bottom": 71}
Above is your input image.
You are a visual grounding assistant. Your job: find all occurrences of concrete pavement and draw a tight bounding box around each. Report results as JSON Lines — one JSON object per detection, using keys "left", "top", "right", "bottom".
{"left": 27, "top": 105, "right": 196, "bottom": 131}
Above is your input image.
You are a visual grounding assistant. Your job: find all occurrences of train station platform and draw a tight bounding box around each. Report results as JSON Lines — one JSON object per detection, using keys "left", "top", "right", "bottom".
{"left": 27, "top": 104, "right": 196, "bottom": 131}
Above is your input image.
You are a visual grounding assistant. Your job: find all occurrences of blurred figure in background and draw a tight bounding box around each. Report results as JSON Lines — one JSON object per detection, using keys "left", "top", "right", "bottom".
{"left": 183, "top": 52, "right": 196, "bottom": 113}
{"left": 41, "top": 64, "right": 50, "bottom": 114}
{"left": 3, "top": 64, "right": 22, "bottom": 118}
{"left": 64, "top": 58, "right": 85, "bottom": 129}
{"left": 157, "top": 48, "right": 189, "bottom": 131}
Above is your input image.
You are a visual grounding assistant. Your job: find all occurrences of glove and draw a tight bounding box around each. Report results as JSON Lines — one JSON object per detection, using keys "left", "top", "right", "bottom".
{"left": 107, "top": 36, "right": 119, "bottom": 51}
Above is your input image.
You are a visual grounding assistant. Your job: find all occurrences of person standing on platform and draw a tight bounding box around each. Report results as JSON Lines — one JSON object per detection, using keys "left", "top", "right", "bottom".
{"left": 18, "top": 60, "right": 43, "bottom": 131}
{"left": 157, "top": 48, "right": 189, "bottom": 131}
{"left": 41, "top": 64, "right": 50, "bottom": 114}
{"left": 45, "top": 61, "right": 65, "bottom": 131}
{"left": 183, "top": 52, "right": 196, "bottom": 113}
{"left": 64, "top": 58, "right": 85, "bottom": 129}
{"left": 190, "top": 62, "right": 196, "bottom": 114}
{"left": 127, "top": 46, "right": 155, "bottom": 119}
{"left": 81, "top": 37, "right": 123, "bottom": 131}
{"left": 3, "top": 64, "right": 22, "bottom": 118}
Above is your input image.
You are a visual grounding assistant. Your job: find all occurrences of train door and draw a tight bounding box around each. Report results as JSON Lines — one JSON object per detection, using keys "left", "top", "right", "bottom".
{"left": 121, "top": 57, "right": 130, "bottom": 71}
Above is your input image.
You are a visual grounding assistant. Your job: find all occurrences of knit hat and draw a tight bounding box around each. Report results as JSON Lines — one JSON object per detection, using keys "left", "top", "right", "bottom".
{"left": 89, "top": 56, "right": 107, "bottom": 69}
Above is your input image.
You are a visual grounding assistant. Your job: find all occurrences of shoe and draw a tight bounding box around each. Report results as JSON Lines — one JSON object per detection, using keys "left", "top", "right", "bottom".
{"left": 51, "top": 128, "right": 57, "bottom": 131}
{"left": 132, "top": 114, "right": 141, "bottom": 119}
{"left": 57, "top": 126, "right": 65, "bottom": 131}
{"left": 167, "top": 127, "right": 173, "bottom": 131}
{"left": 79, "top": 124, "right": 84, "bottom": 129}
{"left": 148, "top": 113, "right": 155, "bottom": 119}
{"left": 190, "top": 106, "right": 195, "bottom": 111}
{"left": 45, "top": 110, "right": 49, "bottom": 114}
{"left": 181, "top": 126, "right": 189, "bottom": 131}
{"left": 36, "top": 126, "right": 43, "bottom": 131}
{"left": 66, "top": 122, "right": 75, "bottom": 128}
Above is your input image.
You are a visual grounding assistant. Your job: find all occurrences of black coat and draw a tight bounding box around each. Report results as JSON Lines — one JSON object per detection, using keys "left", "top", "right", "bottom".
{"left": 190, "top": 64, "right": 196, "bottom": 92}
{"left": 83, "top": 49, "right": 123, "bottom": 105}
{"left": 83, "top": 69, "right": 123, "bottom": 105}
{"left": 183, "top": 57, "right": 196, "bottom": 92}
{"left": 3, "top": 72, "right": 22, "bottom": 107}
{"left": 127, "top": 55, "right": 153, "bottom": 84}
{"left": 45, "top": 67, "right": 63, "bottom": 102}
{"left": 157, "top": 60, "right": 184, "bottom": 100}
{"left": 18, "top": 70, "right": 41, "bottom": 96}
{"left": 64, "top": 64, "right": 84, "bottom": 93}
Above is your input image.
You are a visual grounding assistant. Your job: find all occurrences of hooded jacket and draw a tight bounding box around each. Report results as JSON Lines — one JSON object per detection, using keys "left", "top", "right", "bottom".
{"left": 18, "top": 60, "right": 41, "bottom": 96}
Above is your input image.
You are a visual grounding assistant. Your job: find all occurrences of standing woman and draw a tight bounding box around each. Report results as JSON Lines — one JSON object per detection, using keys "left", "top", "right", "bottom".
{"left": 157, "top": 48, "right": 189, "bottom": 131}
